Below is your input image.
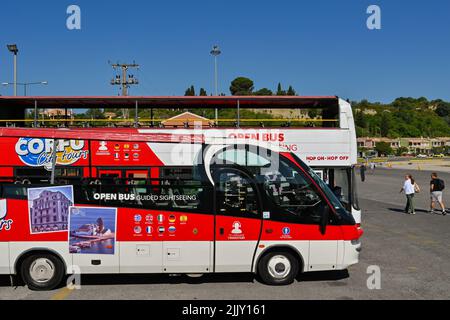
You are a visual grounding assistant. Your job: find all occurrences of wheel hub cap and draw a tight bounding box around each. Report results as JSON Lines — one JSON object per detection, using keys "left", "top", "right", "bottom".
{"left": 267, "top": 255, "right": 291, "bottom": 279}
{"left": 29, "top": 258, "right": 55, "bottom": 283}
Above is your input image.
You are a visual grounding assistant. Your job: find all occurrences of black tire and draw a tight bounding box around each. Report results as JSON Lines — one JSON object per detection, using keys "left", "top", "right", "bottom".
{"left": 20, "top": 253, "right": 65, "bottom": 291}
{"left": 258, "top": 251, "right": 299, "bottom": 286}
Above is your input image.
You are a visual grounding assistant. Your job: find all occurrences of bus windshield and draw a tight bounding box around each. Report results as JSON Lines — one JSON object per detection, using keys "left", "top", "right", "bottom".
{"left": 291, "top": 154, "right": 354, "bottom": 221}
{"left": 211, "top": 145, "right": 353, "bottom": 222}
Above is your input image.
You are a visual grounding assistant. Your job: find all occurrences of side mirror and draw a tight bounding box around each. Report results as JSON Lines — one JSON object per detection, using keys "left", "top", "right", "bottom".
{"left": 320, "top": 205, "right": 330, "bottom": 235}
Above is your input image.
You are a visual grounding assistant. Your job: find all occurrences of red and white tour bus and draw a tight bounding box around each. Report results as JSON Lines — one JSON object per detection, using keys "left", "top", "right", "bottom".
{"left": 0, "top": 97, "right": 362, "bottom": 290}
{"left": 0, "top": 95, "right": 362, "bottom": 223}
{"left": 0, "top": 96, "right": 363, "bottom": 290}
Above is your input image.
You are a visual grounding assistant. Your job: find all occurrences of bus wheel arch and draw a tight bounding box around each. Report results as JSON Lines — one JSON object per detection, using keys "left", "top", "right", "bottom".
{"left": 255, "top": 245, "right": 304, "bottom": 286}
{"left": 15, "top": 249, "right": 66, "bottom": 291}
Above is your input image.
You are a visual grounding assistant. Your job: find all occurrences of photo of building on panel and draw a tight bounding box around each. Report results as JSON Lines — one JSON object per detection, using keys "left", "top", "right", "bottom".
{"left": 28, "top": 186, "right": 74, "bottom": 234}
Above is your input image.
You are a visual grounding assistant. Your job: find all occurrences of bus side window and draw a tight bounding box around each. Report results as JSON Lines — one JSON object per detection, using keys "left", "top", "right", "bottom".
{"left": 1, "top": 184, "right": 28, "bottom": 199}
{"left": 216, "top": 171, "right": 258, "bottom": 217}
{"left": 73, "top": 179, "right": 100, "bottom": 205}
{"left": 72, "top": 168, "right": 213, "bottom": 214}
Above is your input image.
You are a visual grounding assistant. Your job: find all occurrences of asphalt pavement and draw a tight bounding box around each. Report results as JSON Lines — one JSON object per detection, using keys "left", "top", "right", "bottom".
{"left": 0, "top": 168, "right": 449, "bottom": 300}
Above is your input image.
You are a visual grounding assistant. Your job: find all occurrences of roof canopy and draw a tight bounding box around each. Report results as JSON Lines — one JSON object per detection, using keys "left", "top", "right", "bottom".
{"left": 0, "top": 96, "right": 339, "bottom": 109}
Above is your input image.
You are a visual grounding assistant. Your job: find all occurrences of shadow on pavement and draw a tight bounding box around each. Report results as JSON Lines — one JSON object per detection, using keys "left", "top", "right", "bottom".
{"left": 388, "top": 208, "right": 429, "bottom": 214}
{"left": 297, "top": 270, "right": 349, "bottom": 282}
{"left": 77, "top": 273, "right": 255, "bottom": 286}
{"left": 0, "top": 275, "right": 12, "bottom": 287}
{"left": 0, "top": 270, "right": 350, "bottom": 288}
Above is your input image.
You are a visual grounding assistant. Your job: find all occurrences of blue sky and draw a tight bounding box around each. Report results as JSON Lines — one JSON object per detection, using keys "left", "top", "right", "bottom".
{"left": 0, "top": 0, "right": 449, "bottom": 102}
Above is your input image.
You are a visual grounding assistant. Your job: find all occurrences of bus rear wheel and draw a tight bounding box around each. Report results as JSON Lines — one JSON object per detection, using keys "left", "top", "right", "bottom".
{"left": 258, "top": 251, "right": 299, "bottom": 286}
{"left": 20, "top": 253, "right": 65, "bottom": 291}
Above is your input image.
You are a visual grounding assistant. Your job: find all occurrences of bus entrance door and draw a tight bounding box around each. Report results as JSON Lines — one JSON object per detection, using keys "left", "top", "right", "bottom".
{"left": 213, "top": 168, "right": 262, "bottom": 272}
{"left": 70, "top": 169, "right": 121, "bottom": 273}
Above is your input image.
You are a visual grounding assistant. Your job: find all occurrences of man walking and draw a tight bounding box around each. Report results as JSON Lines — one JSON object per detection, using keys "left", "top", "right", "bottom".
{"left": 430, "top": 173, "right": 446, "bottom": 216}
{"left": 360, "top": 164, "right": 366, "bottom": 182}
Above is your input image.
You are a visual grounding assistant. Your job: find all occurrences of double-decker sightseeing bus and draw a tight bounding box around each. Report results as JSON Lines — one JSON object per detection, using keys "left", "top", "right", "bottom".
{"left": 0, "top": 96, "right": 363, "bottom": 290}
{"left": 0, "top": 95, "right": 361, "bottom": 223}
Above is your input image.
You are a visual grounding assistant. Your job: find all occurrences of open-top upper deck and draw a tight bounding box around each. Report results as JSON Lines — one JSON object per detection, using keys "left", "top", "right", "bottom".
{"left": 0, "top": 95, "right": 339, "bottom": 109}
{"left": 0, "top": 96, "right": 357, "bottom": 165}
{"left": 0, "top": 95, "right": 348, "bottom": 129}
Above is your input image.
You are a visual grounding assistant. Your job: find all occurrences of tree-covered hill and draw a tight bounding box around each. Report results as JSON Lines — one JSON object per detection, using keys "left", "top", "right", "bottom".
{"left": 352, "top": 97, "right": 450, "bottom": 138}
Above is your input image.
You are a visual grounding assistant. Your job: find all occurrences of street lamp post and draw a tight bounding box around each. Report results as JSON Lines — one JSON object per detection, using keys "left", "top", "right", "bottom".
{"left": 210, "top": 45, "right": 222, "bottom": 123}
{"left": 1, "top": 81, "right": 48, "bottom": 96}
{"left": 7, "top": 44, "right": 19, "bottom": 96}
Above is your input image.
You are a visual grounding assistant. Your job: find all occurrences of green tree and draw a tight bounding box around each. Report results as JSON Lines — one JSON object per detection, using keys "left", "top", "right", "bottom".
{"left": 276, "top": 83, "right": 286, "bottom": 96}
{"left": 308, "top": 109, "right": 319, "bottom": 119}
{"left": 286, "top": 85, "right": 296, "bottom": 96}
{"left": 396, "top": 146, "right": 409, "bottom": 156}
{"left": 85, "top": 108, "right": 105, "bottom": 119}
{"left": 355, "top": 110, "right": 367, "bottom": 129}
{"left": 230, "top": 77, "right": 254, "bottom": 95}
{"left": 380, "top": 112, "right": 390, "bottom": 137}
{"left": 375, "top": 142, "right": 393, "bottom": 156}
{"left": 434, "top": 99, "right": 450, "bottom": 125}
{"left": 185, "top": 85, "right": 196, "bottom": 96}
{"left": 254, "top": 88, "right": 273, "bottom": 96}
{"left": 199, "top": 88, "right": 207, "bottom": 96}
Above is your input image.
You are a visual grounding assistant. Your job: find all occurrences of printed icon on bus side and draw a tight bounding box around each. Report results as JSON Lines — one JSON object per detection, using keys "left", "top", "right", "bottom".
{"left": 134, "top": 226, "right": 142, "bottom": 234}
{"left": 98, "top": 141, "right": 108, "bottom": 151}
{"left": 231, "top": 221, "right": 242, "bottom": 234}
{"left": 145, "top": 214, "right": 153, "bottom": 223}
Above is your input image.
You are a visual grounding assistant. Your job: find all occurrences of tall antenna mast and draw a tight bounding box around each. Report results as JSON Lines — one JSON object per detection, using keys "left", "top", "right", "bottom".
{"left": 110, "top": 61, "right": 140, "bottom": 96}
{"left": 110, "top": 61, "right": 140, "bottom": 118}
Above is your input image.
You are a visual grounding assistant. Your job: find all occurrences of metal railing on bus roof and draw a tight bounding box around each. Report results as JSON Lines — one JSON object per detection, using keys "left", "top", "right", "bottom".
{"left": 0, "top": 118, "right": 339, "bottom": 123}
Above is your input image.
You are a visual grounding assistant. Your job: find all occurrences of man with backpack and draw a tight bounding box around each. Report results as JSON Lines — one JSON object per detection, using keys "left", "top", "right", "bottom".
{"left": 430, "top": 173, "right": 446, "bottom": 216}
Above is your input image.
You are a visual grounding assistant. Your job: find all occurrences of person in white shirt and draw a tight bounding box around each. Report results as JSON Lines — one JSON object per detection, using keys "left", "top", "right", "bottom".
{"left": 400, "top": 174, "right": 416, "bottom": 215}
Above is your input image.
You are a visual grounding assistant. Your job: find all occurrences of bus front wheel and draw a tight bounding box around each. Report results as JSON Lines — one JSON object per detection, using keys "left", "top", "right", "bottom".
{"left": 20, "top": 253, "right": 65, "bottom": 291}
{"left": 258, "top": 251, "right": 299, "bottom": 286}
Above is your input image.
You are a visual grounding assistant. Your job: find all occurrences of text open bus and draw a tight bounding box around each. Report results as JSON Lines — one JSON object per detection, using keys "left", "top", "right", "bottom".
{"left": 0, "top": 127, "right": 362, "bottom": 290}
